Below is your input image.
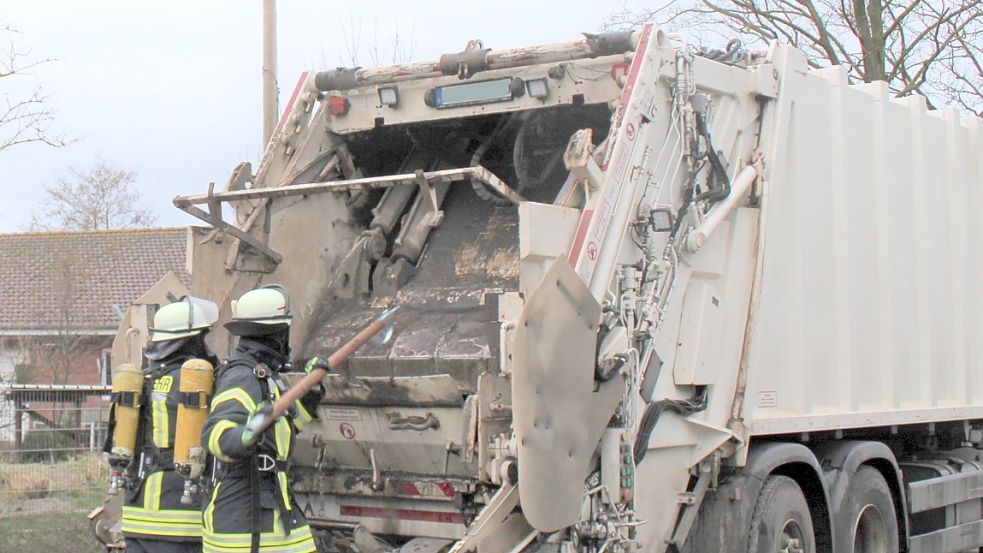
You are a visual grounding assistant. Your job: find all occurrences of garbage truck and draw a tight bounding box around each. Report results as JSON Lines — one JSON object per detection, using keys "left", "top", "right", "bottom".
{"left": 96, "top": 24, "right": 983, "bottom": 553}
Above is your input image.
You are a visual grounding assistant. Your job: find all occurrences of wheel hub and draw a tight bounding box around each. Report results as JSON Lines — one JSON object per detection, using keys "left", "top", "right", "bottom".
{"left": 854, "top": 504, "right": 889, "bottom": 553}
{"left": 780, "top": 519, "right": 805, "bottom": 553}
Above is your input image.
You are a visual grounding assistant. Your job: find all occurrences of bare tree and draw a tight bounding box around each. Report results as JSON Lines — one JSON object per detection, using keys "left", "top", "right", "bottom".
{"left": 30, "top": 160, "right": 157, "bottom": 231}
{"left": 0, "top": 25, "right": 69, "bottom": 153}
{"left": 607, "top": 1, "right": 983, "bottom": 114}
{"left": 10, "top": 241, "right": 94, "bottom": 386}
{"left": 336, "top": 9, "right": 417, "bottom": 67}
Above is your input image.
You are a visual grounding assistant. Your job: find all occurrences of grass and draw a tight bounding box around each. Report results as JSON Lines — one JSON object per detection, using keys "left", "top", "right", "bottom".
{"left": 0, "top": 510, "right": 105, "bottom": 553}
{"left": 0, "top": 454, "right": 109, "bottom": 552}
{"left": 0, "top": 453, "right": 106, "bottom": 499}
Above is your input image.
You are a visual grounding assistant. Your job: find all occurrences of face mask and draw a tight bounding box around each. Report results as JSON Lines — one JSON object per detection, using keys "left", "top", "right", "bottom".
{"left": 145, "top": 337, "right": 191, "bottom": 362}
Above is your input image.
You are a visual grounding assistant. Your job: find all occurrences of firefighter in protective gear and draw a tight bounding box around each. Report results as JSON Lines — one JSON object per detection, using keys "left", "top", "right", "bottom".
{"left": 122, "top": 297, "right": 220, "bottom": 553}
{"left": 201, "top": 285, "right": 323, "bottom": 553}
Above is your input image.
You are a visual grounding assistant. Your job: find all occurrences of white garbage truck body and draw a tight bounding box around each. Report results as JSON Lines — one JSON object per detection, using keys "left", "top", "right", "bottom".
{"left": 104, "top": 24, "right": 983, "bottom": 553}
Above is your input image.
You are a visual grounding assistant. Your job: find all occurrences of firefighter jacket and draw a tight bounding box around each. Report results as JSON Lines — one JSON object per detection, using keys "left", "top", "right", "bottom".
{"left": 122, "top": 351, "right": 217, "bottom": 542}
{"left": 201, "top": 341, "right": 322, "bottom": 553}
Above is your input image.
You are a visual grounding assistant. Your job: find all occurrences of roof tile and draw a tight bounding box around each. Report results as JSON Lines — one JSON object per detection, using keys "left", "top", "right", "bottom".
{"left": 0, "top": 227, "right": 190, "bottom": 331}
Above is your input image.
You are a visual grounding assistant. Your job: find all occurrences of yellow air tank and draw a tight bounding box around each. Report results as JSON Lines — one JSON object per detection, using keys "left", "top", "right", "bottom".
{"left": 109, "top": 363, "right": 144, "bottom": 465}
{"left": 174, "top": 358, "right": 214, "bottom": 481}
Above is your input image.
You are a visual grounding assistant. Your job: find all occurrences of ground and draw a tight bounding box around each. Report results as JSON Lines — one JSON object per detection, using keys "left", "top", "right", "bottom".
{"left": 0, "top": 454, "right": 106, "bottom": 553}
{"left": 0, "top": 508, "right": 105, "bottom": 553}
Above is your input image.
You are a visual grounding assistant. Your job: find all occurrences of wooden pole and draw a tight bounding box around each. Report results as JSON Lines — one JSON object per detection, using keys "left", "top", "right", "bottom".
{"left": 269, "top": 307, "right": 398, "bottom": 421}
{"left": 262, "top": 0, "right": 278, "bottom": 146}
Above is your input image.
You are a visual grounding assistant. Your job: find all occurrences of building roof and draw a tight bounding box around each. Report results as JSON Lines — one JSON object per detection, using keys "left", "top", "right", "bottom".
{"left": 0, "top": 227, "right": 190, "bottom": 334}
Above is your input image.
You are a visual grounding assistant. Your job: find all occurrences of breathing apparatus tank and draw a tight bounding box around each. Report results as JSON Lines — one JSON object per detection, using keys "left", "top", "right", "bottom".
{"left": 107, "top": 363, "right": 144, "bottom": 493}
{"left": 174, "top": 358, "right": 214, "bottom": 504}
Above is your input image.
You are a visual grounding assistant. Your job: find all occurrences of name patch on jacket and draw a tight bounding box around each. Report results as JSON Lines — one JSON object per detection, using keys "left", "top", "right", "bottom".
{"left": 153, "top": 376, "right": 174, "bottom": 394}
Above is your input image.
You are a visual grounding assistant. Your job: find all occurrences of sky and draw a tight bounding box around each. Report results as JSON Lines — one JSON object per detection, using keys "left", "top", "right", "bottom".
{"left": 0, "top": 0, "right": 631, "bottom": 232}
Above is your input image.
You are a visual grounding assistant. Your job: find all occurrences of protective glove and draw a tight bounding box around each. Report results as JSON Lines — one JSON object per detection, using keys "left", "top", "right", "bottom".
{"left": 300, "top": 356, "right": 328, "bottom": 417}
{"left": 304, "top": 355, "right": 332, "bottom": 374}
{"left": 241, "top": 401, "right": 275, "bottom": 448}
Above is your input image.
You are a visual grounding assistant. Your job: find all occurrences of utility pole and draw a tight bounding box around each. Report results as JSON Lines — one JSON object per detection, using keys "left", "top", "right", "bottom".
{"left": 262, "top": 0, "right": 278, "bottom": 146}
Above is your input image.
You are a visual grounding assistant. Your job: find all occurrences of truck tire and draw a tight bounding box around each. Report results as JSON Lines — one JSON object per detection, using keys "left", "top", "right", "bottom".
{"left": 842, "top": 467, "right": 899, "bottom": 553}
{"left": 747, "top": 475, "right": 816, "bottom": 553}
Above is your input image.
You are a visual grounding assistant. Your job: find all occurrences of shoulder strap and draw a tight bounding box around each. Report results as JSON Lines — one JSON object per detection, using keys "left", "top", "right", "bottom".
{"left": 101, "top": 403, "right": 117, "bottom": 455}
{"left": 249, "top": 454, "right": 261, "bottom": 553}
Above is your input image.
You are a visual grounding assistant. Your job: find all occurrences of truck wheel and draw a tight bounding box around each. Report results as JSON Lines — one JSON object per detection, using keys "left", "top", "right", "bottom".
{"left": 844, "top": 467, "right": 899, "bottom": 553}
{"left": 747, "top": 475, "right": 816, "bottom": 553}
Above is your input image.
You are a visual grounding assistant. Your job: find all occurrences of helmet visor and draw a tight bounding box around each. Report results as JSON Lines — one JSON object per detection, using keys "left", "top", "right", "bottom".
{"left": 185, "top": 296, "right": 219, "bottom": 326}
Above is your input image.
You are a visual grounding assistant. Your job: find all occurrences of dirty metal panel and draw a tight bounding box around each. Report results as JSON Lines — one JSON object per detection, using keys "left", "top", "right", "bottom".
{"left": 292, "top": 404, "right": 476, "bottom": 477}
{"left": 510, "top": 258, "right": 624, "bottom": 532}
{"left": 398, "top": 538, "right": 455, "bottom": 553}
{"left": 301, "top": 184, "right": 519, "bottom": 393}
{"left": 112, "top": 270, "right": 190, "bottom": 369}
{"left": 281, "top": 373, "right": 463, "bottom": 408}
{"left": 290, "top": 466, "right": 474, "bottom": 501}
{"left": 296, "top": 491, "right": 468, "bottom": 540}
{"left": 327, "top": 54, "right": 625, "bottom": 134}
{"left": 476, "top": 373, "right": 513, "bottom": 480}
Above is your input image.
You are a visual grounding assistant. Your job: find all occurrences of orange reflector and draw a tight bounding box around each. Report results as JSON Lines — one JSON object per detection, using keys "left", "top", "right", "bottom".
{"left": 328, "top": 96, "right": 350, "bottom": 116}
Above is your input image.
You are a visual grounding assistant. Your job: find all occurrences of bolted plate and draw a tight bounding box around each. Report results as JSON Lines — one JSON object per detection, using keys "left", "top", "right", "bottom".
{"left": 511, "top": 257, "right": 624, "bottom": 532}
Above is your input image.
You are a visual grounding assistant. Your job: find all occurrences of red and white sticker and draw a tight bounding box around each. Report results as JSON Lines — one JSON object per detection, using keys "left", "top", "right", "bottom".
{"left": 586, "top": 241, "right": 599, "bottom": 261}
{"left": 339, "top": 422, "right": 356, "bottom": 440}
{"left": 568, "top": 23, "right": 654, "bottom": 285}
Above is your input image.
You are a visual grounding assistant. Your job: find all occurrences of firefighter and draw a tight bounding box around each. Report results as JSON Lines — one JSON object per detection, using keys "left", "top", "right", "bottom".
{"left": 201, "top": 285, "right": 323, "bottom": 553}
{"left": 121, "top": 297, "right": 220, "bottom": 553}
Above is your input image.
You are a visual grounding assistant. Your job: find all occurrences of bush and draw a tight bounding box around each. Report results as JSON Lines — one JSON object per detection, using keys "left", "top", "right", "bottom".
{"left": 13, "top": 363, "right": 36, "bottom": 384}
{"left": 19, "top": 429, "right": 77, "bottom": 463}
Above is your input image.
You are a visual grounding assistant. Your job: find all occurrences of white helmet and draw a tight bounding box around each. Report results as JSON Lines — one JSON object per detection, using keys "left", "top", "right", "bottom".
{"left": 226, "top": 285, "right": 292, "bottom": 336}
{"left": 149, "top": 297, "right": 219, "bottom": 343}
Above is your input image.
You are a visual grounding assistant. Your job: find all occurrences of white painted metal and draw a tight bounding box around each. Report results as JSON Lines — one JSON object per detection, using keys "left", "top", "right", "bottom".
{"left": 685, "top": 165, "right": 758, "bottom": 252}
{"left": 168, "top": 23, "right": 983, "bottom": 553}
{"left": 742, "top": 48, "right": 983, "bottom": 436}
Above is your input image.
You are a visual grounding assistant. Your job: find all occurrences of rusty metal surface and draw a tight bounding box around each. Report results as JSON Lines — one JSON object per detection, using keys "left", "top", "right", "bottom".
{"left": 301, "top": 183, "right": 519, "bottom": 391}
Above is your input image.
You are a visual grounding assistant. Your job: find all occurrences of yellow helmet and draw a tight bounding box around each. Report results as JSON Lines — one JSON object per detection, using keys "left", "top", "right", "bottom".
{"left": 225, "top": 285, "right": 292, "bottom": 336}
{"left": 149, "top": 297, "right": 218, "bottom": 342}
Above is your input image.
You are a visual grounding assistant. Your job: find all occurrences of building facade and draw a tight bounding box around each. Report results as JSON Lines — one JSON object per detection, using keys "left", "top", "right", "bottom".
{"left": 0, "top": 227, "right": 190, "bottom": 443}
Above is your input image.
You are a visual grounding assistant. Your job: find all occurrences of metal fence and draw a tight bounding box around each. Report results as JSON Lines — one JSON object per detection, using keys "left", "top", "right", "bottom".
{"left": 0, "top": 385, "right": 111, "bottom": 519}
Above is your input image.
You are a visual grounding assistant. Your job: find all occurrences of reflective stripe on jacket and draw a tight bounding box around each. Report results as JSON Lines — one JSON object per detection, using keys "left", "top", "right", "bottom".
{"left": 201, "top": 360, "right": 316, "bottom": 553}
{"left": 122, "top": 359, "right": 205, "bottom": 541}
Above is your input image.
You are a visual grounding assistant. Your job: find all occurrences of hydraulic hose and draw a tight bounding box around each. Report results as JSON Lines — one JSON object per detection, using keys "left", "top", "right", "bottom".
{"left": 633, "top": 387, "right": 708, "bottom": 465}
{"left": 692, "top": 112, "right": 731, "bottom": 204}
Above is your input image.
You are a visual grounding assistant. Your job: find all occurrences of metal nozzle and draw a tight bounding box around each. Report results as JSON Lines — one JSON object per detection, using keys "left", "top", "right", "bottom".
{"left": 180, "top": 480, "right": 194, "bottom": 506}
{"left": 379, "top": 305, "right": 400, "bottom": 321}
{"left": 108, "top": 473, "right": 126, "bottom": 495}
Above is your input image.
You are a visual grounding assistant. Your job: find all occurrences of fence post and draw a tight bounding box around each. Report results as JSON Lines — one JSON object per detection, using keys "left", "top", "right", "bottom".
{"left": 89, "top": 421, "right": 96, "bottom": 451}
{"left": 13, "top": 397, "right": 22, "bottom": 463}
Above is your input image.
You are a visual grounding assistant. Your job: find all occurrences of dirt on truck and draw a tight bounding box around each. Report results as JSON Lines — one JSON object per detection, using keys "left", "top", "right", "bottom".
{"left": 96, "top": 24, "right": 983, "bottom": 553}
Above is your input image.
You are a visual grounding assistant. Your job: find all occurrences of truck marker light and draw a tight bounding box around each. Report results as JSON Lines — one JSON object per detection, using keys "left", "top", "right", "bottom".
{"left": 525, "top": 78, "right": 549, "bottom": 99}
{"left": 328, "top": 96, "right": 350, "bottom": 116}
{"left": 378, "top": 86, "right": 399, "bottom": 107}
{"left": 610, "top": 62, "right": 628, "bottom": 82}
{"left": 649, "top": 208, "right": 673, "bottom": 232}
